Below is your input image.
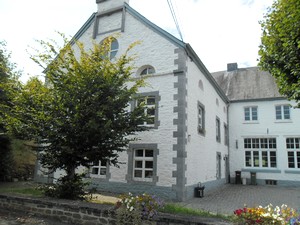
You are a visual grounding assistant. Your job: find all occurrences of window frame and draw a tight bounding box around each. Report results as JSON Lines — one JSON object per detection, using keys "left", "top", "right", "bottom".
{"left": 216, "top": 117, "right": 221, "bottom": 143}
{"left": 126, "top": 143, "right": 158, "bottom": 184}
{"left": 286, "top": 137, "right": 300, "bottom": 169}
{"left": 197, "top": 101, "right": 205, "bottom": 135}
{"left": 275, "top": 104, "right": 291, "bottom": 121}
{"left": 244, "top": 138, "right": 277, "bottom": 168}
{"left": 224, "top": 123, "right": 229, "bottom": 146}
{"left": 89, "top": 160, "right": 109, "bottom": 179}
{"left": 132, "top": 91, "right": 160, "bottom": 129}
{"left": 244, "top": 106, "right": 258, "bottom": 122}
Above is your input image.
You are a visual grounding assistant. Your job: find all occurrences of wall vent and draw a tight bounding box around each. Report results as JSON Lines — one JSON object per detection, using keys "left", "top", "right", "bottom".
{"left": 265, "top": 180, "right": 277, "bottom": 185}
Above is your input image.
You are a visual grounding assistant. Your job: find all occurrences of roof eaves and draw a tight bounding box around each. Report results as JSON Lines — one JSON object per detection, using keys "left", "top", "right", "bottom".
{"left": 230, "top": 97, "right": 286, "bottom": 103}
{"left": 124, "top": 3, "right": 185, "bottom": 49}
{"left": 70, "top": 12, "right": 97, "bottom": 45}
{"left": 185, "top": 44, "right": 229, "bottom": 103}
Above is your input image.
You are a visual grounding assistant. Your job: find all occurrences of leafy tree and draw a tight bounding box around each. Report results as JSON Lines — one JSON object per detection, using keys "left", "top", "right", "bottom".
{"left": 258, "top": 0, "right": 300, "bottom": 107}
{"left": 0, "top": 41, "right": 21, "bottom": 133}
{"left": 0, "top": 41, "right": 22, "bottom": 181}
{"left": 8, "top": 35, "right": 147, "bottom": 198}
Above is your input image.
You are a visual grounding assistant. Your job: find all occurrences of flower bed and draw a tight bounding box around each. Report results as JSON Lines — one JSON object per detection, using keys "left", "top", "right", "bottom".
{"left": 234, "top": 204, "right": 300, "bottom": 225}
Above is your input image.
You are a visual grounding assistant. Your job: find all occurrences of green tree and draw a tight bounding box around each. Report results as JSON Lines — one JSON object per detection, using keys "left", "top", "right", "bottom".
{"left": 258, "top": 0, "right": 300, "bottom": 107}
{"left": 8, "top": 35, "right": 147, "bottom": 198}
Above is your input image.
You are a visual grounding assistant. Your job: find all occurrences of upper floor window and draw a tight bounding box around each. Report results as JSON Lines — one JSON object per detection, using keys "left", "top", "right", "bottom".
{"left": 101, "top": 37, "right": 119, "bottom": 60}
{"left": 216, "top": 117, "right": 221, "bottom": 143}
{"left": 224, "top": 123, "right": 229, "bottom": 146}
{"left": 286, "top": 137, "right": 300, "bottom": 168}
{"left": 133, "top": 92, "right": 160, "bottom": 128}
{"left": 244, "top": 106, "right": 258, "bottom": 121}
{"left": 198, "top": 102, "right": 205, "bottom": 135}
{"left": 275, "top": 105, "right": 290, "bottom": 120}
{"left": 140, "top": 66, "right": 155, "bottom": 76}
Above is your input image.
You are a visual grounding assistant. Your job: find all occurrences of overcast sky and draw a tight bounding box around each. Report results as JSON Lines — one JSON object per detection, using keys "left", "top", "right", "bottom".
{"left": 0, "top": 0, "right": 274, "bottom": 83}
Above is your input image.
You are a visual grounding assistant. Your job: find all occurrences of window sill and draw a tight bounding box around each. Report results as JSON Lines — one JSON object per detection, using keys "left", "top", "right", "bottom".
{"left": 284, "top": 169, "right": 300, "bottom": 174}
{"left": 274, "top": 120, "right": 292, "bottom": 123}
{"left": 241, "top": 168, "right": 281, "bottom": 173}
{"left": 243, "top": 121, "right": 259, "bottom": 124}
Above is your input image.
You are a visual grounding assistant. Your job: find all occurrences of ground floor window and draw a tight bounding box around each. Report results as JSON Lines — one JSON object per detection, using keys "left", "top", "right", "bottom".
{"left": 244, "top": 138, "right": 277, "bottom": 168}
{"left": 127, "top": 143, "right": 158, "bottom": 184}
{"left": 90, "top": 160, "right": 107, "bottom": 178}
{"left": 287, "top": 137, "right": 300, "bottom": 168}
{"left": 133, "top": 149, "right": 154, "bottom": 181}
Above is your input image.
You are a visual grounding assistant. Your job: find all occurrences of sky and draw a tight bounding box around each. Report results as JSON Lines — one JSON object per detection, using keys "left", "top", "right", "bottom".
{"left": 0, "top": 0, "right": 274, "bottom": 83}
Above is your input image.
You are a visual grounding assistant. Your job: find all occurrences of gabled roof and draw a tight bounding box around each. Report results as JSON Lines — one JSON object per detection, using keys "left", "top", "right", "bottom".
{"left": 70, "top": 2, "right": 229, "bottom": 103}
{"left": 211, "top": 67, "right": 283, "bottom": 102}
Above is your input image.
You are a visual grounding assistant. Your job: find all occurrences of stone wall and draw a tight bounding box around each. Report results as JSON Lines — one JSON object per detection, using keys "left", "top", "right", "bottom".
{"left": 0, "top": 194, "right": 232, "bottom": 225}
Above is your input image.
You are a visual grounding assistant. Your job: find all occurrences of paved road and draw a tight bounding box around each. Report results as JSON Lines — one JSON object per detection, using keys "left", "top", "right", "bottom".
{"left": 181, "top": 184, "right": 300, "bottom": 215}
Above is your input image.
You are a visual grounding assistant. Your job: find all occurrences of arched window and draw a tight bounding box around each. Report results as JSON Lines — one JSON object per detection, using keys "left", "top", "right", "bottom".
{"left": 101, "top": 37, "right": 119, "bottom": 60}
{"left": 140, "top": 66, "right": 155, "bottom": 76}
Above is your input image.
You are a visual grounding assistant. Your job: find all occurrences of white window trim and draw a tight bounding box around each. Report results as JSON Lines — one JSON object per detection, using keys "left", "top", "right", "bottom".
{"left": 275, "top": 104, "right": 291, "bottom": 121}
{"left": 244, "top": 106, "right": 258, "bottom": 122}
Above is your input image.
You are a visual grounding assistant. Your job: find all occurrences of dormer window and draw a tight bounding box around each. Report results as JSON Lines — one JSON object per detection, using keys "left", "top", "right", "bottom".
{"left": 140, "top": 66, "right": 155, "bottom": 76}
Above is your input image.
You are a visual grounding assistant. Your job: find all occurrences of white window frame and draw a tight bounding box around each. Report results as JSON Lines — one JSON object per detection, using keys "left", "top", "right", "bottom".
{"left": 137, "top": 96, "right": 156, "bottom": 127}
{"left": 286, "top": 137, "right": 300, "bottom": 168}
{"left": 275, "top": 104, "right": 291, "bottom": 120}
{"left": 140, "top": 66, "right": 155, "bottom": 76}
{"left": 90, "top": 160, "right": 108, "bottom": 178}
{"left": 244, "top": 138, "right": 277, "bottom": 168}
{"left": 133, "top": 149, "right": 154, "bottom": 182}
{"left": 244, "top": 106, "right": 258, "bottom": 121}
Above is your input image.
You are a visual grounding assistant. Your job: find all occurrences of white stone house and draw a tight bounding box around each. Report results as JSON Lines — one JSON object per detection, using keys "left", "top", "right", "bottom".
{"left": 34, "top": 0, "right": 230, "bottom": 201}
{"left": 212, "top": 64, "right": 300, "bottom": 187}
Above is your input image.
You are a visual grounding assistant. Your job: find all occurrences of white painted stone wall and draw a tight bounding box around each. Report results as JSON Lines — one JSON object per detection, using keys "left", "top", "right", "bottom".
{"left": 229, "top": 99, "right": 300, "bottom": 182}
{"left": 73, "top": 9, "right": 179, "bottom": 188}
{"left": 185, "top": 60, "right": 229, "bottom": 186}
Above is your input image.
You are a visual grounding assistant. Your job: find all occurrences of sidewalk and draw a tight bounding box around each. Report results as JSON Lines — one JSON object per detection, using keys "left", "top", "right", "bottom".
{"left": 181, "top": 184, "right": 300, "bottom": 215}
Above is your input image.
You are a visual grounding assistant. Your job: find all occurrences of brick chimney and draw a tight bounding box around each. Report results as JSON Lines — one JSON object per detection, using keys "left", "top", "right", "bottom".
{"left": 227, "top": 63, "right": 238, "bottom": 72}
{"left": 96, "top": 0, "right": 129, "bottom": 13}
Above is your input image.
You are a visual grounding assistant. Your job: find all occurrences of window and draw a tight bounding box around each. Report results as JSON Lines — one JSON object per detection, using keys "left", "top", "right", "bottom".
{"left": 133, "top": 149, "right": 154, "bottom": 181}
{"left": 101, "top": 37, "right": 119, "bottom": 60}
{"left": 286, "top": 137, "right": 300, "bottom": 168}
{"left": 216, "top": 117, "right": 221, "bottom": 142}
{"left": 244, "top": 138, "right": 277, "bottom": 168}
{"left": 127, "top": 143, "right": 158, "bottom": 184}
{"left": 140, "top": 66, "right": 155, "bottom": 75}
{"left": 198, "top": 102, "right": 205, "bottom": 135}
{"left": 137, "top": 96, "right": 156, "bottom": 126}
{"left": 244, "top": 106, "right": 258, "bottom": 121}
{"left": 216, "top": 153, "right": 221, "bottom": 179}
{"left": 275, "top": 105, "right": 290, "bottom": 120}
{"left": 90, "top": 160, "right": 107, "bottom": 178}
{"left": 224, "top": 123, "right": 229, "bottom": 146}
{"left": 134, "top": 92, "right": 160, "bottom": 128}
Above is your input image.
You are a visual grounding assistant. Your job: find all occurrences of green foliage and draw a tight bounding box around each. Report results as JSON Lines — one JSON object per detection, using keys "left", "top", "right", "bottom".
{"left": 10, "top": 139, "right": 36, "bottom": 180}
{"left": 6, "top": 33, "right": 148, "bottom": 199}
{"left": 259, "top": 0, "right": 300, "bottom": 107}
{"left": 0, "top": 41, "right": 21, "bottom": 133}
{"left": 38, "top": 174, "right": 88, "bottom": 200}
{"left": 0, "top": 135, "right": 13, "bottom": 181}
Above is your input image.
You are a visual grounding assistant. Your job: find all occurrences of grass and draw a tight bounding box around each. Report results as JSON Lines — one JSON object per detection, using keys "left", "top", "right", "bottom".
{"left": 0, "top": 181, "right": 44, "bottom": 197}
{"left": 160, "top": 203, "right": 234, "bottom": 221}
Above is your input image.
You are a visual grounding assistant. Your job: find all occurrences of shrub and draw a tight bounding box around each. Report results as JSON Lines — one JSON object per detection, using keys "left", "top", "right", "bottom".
{"left": 38, "top": 174, "right": 88, "bottom": 200}
{"left": 115, "top": 192, "right": 164, "bottom": 224}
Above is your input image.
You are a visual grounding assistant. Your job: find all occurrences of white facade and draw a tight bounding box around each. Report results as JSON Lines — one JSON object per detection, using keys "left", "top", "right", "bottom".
{"left": 36, "top": 0, "right": 300, "bottom": 201}
{"left": 229, "top": 99, "right": 300, "bottom": 185}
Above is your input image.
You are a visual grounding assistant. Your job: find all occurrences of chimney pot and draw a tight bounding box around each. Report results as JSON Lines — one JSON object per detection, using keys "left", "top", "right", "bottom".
{"left": 227, "top": 63, "right": 238, "bottom": 72}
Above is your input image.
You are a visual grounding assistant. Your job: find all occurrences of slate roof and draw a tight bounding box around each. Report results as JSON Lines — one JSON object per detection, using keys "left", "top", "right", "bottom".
{"left": 211, "top": 67, "right": 283, "bottom": 102}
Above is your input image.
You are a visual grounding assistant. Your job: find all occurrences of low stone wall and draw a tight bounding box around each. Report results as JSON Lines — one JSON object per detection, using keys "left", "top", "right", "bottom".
{"left": 0, "top": 194, "right": 232, "bottom": 225}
